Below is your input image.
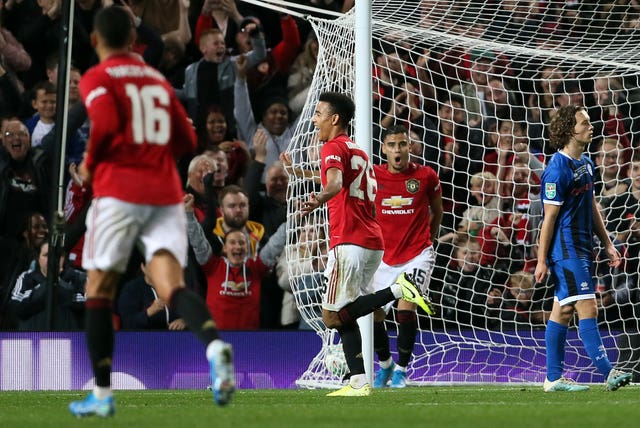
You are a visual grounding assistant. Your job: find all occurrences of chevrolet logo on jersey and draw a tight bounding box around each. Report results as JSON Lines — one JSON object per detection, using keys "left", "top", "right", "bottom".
{"left": 382, "top": 196, "right": 414, "bottom": 208}
{"left": 406, "top": 178, "right": 420, "bottom": 194}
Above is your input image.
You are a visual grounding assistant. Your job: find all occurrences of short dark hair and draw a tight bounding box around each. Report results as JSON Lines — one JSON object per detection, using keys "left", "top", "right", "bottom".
{"left": 318, "top": 92, "right": 355, "bottom": 128}
{"left": 218, "top": 184, "right": 248, "bottom": 206}
{"left": 382, "top": 124, "right": 408, "bottom": 141}
{"left": 94, "top": 6, "right": 133, "bottom": 49}
{"left": 548, "top": 105, "right": 586, "bottom": 150}
{"left": 32, "top": 81, "right": 57, "bottom": 98}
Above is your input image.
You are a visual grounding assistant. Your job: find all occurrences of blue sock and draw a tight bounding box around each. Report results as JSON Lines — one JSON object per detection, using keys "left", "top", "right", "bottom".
{"left": 545, "top": 320, "right": 568, "bottom": 381}
{"left": 579, "top": 318, "right": 612, "bottom": 377}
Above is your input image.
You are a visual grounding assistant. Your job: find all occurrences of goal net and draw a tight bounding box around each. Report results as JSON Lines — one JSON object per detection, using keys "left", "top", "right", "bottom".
{"left": 280, "top": 0, "right": 640, "bottom": 387}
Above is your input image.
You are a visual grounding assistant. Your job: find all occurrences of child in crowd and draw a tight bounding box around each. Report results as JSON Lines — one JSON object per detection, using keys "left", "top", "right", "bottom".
{"left": 498, "top": 270, "right": 549, "bottom": 330}
{"left": 440, "top": 171, "right": 501, "bottom": 242}
{"left": 25, "top": 81, "right": 56, "bottom": 147}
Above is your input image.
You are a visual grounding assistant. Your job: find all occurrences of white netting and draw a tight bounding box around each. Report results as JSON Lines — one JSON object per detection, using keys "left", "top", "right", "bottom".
{"left": 265, "top": 0, "right": 640, "bottom": 387}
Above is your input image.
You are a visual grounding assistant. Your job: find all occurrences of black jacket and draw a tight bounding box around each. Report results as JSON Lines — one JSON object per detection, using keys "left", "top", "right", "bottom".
{"left": 10, "top": 266, "right": 86, "bottom": 331}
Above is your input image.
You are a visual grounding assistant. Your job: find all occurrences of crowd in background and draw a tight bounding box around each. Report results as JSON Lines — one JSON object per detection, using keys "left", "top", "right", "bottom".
{"left": 1, "top": 0, "right": 640, "bottom": 338}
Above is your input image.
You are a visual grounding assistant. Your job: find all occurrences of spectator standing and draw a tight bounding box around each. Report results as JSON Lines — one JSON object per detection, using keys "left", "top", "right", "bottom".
{"left": 498, "top": 270, "right": 549, "bottom": 330}
{"left": 203, "top": 184, "right": 264, "bottom": 257}
{"left": 178, "top": 23, "right": 266, "bottom": 134}
{"left": 186, "top": 193, "right": 286, "bottom": 330}
{"left": 0, "top": 211, "right": 48, "bottom": 330}
{"left": 117, "top": 263, "right": 186, "bottom": 330}
{"left": 234, "top": 54, "right": 296, "bottom": 184}
{"left": 0, "top": 120, "right": 51, "bottom": 239}
{"left": 287, "top": 30, "right": 318, "bottom": 117}
{"left": 244, "top": 128, "right": 287, "bottom": 237}
{"left": 24, "top": 81, "right": 56, "bottom": 147}
{"left": 244, "top": 128, "right": 288, "bottom": 327}
{"left": 450, "top": 49, "right": 495, "bottom": 128}
{"left": 10, "top": 241, "right": 86, "bottom": 331}
{"left": 194, "top": 0, "right": 244, "bottom": 54}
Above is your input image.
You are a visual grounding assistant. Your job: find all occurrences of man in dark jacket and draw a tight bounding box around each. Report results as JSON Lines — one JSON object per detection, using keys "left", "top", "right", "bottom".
{"left": 0, "top": 119, "right": 51, "bottom": 239}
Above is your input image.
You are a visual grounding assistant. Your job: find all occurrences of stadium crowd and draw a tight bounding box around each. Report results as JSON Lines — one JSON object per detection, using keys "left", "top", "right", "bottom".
{"left": 0, "top": 0, "right": 639, "bottom": 364}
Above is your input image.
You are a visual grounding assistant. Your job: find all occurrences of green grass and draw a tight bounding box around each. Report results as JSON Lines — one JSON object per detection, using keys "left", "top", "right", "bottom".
{"left": 0, "top": 386, "right": 638, "bottom": 428}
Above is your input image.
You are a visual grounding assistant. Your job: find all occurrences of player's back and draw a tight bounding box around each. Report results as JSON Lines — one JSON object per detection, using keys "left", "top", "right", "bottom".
{"left": 80, "top": 54, "right": 197, "bottom": 205}
{"left": 541, "top": 151, "right": 594, "bottom": 261}
{"left": 321, "top": 134, "right": 383, "bottom": 250}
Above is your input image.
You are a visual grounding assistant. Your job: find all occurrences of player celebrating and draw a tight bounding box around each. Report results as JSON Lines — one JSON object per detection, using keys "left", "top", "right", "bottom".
{"left": 534, "top": 105, "right": 631, "bottom": 392}
{"left": 371, "top": 125, "right": 442, "bottom": 388}
{"left": 282, "top": 92, "right": 432, "bottom": 396}
{"left": 69, "top": 6, "right": 234, "bottom": 417}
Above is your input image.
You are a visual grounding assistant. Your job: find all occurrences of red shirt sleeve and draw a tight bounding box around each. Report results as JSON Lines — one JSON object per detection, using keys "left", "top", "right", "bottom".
{"left": 271, "top": 15, "right": 301, "bottom": 73}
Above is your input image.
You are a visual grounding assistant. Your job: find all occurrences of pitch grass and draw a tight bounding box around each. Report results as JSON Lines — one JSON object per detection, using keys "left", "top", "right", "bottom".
{"left": 0, "top": 385, "right": 638, "bottom": 428}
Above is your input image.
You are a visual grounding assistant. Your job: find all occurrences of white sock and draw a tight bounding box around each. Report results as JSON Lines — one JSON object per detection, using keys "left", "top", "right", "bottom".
{"left": 394, "top": 364, "right": 407, "bottom": 373}
{"left": 93, "top": 386, "right": 112, "bottom": 400}
{"left": 391, "top": 283, "right": 403, "bottom": 299}
{"left": 379, "top": 357, "right": 394, "bottom": 369}
{"left": 349, "top": 373, "right": 368, "bottom": 388}
{"left": 206, "top": 339, "right": 225, "bottom": 360}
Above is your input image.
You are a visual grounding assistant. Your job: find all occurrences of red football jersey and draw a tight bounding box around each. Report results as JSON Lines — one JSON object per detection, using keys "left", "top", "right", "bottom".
{"left": 321, "top": 134, "right": 384, "bottom": 250}
{"left": 374, "top": 163, "right": 441, "bottom": 265}
{"left": 79, "top": 53, "right": 196, "bottom": 204}
{"left": 203, "top": 256, "right": 268, "bottom": 330}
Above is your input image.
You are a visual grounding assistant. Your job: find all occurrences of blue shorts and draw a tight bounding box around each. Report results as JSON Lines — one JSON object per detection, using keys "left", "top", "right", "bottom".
{"left": 549, "top": 258, "right": 596, "bottom": 306}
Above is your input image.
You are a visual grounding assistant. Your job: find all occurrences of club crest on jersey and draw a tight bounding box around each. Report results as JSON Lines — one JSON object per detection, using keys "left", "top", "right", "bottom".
{"left": 545, "top": 183, "right": 557, "bottom": 199}
{"left": 406, "top": 178, "right": 420, "bottom": 194}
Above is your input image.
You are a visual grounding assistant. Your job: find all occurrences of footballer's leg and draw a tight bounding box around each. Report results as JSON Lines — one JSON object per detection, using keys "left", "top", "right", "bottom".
{"left": 145, "top": 205, "right": 235, "bottom": 406}
{"left": 69, "top": 270, "right": 119, "bottom": 418}
{"left": 71, "top": 197, "right": 137, "bottom": 417}
{"left": 574, "top": 299, "right": 631, "bottom": 391}
{"left": 323, "top": 246, "right": 382, "bottom": 396}
{"left": 373, "top": 308, "right": 394, "bottom": 388}
{"left": 391, "top": 301, "right": 418, "bottom": 388}
{"left": 371, "top": 265, "right": 396, "bottom": 388}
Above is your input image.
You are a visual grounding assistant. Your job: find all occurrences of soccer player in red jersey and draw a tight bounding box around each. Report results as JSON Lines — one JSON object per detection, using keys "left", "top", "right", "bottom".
{"left": 69, "top": 6, "right": 234, "bottom": 417}
{"left": 371, "top": 125, "right": 443, "bottom": 388}
{"left": 282, "top": 93, "right": 432, "bottom": 396}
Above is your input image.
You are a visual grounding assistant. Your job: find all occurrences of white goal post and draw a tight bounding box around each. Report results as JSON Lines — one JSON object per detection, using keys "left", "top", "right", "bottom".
{"left": 251, "top": 0, "right": 640, "bottom": 387}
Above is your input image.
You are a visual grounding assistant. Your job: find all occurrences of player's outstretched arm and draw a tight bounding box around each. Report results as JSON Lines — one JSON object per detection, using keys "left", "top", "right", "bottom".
{"left": 300, "top": 168, "right": 341, "bottom": 216}
{"left": 184, "top": 194, "right": 213, "bottom": 265}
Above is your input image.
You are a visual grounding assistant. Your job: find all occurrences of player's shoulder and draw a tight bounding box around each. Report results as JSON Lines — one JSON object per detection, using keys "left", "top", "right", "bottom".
{"left": 322, "top": 135, "right": 352, "bottom": 156}
{"left": 101, "top": 54, "right": 168, "bottom": 84}
{"left": 544, "top": 151, "right": 568, "bottom": 171}
{"left": 542, "top": 152, "right": 571, "bottom": 181}
{"left": 408, "top": 162, "right": 438, "bottom": 179}
{"left": 373, "top": 163, "right": 388, "bottom": 174}
{"left": 80, "top": 62, "right": 107, "bottom": 86}
{"left": 79, "top": 64, "right": 111, "bottom": 105}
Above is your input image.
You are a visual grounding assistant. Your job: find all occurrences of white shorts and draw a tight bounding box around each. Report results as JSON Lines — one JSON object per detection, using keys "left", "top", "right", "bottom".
{"left": 322, "top": 244, "right": 383, "bottom": 312}
{"left": 82, "top": 197, "right": 188, "bottom": 273}
{"left": 371, "top": 246, "right": 436, "bottom": 312}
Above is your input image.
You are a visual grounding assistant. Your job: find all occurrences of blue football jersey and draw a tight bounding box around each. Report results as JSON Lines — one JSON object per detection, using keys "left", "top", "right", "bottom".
{"left": 540, "top": 151, "right": 595, "bottom": 262}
